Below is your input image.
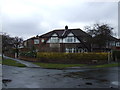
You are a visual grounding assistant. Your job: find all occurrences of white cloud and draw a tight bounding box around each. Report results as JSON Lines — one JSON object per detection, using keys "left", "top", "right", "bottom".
{"left": 1, "top": 0, "right": 118, "bottom": 39}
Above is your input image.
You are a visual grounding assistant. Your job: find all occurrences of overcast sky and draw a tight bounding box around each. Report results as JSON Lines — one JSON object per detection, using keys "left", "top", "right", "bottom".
{"left": 1, "top": 0, "right": 118, "bottom": 40}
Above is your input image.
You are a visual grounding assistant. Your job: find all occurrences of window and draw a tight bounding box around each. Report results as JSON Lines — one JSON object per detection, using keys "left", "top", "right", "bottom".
{"left": 66, "top": 48, "right": 87, "bottom": 53}
{"left": 67, "top": 37, "right": 73, "bottom": 42}
{"left": 84, "top": 48, "right": 88, "bottom": 52}
{"left": 66, "top": 48, "right": 71, "bottom": 53}
{"left": 24, "top": 42, "right": 27, "bottom": 46}
{"left": 65, "top": 37, "right": 75, "bottom": 43}
{"left": 66, "top": 48, "right": 76, "bottom": 53}
{"left": 74, "top": 38, "right": 76, "bottom": 42}
{"left": 78, "top": 48, "right": 83, "bottom": 53}
{"left": 51, "top": 37, "right": 59, "bottom": 43}
{"left": 34, "top": 39, "right": 39, "bottom": 44}
{"left": 41, "top": 39, "right": 44, "bottom": 42}
{"left": 116, "top": 42, "right": 120, "bottom": 46}
{"left": 66, "top": 48, "right": 69, "bottom": 53}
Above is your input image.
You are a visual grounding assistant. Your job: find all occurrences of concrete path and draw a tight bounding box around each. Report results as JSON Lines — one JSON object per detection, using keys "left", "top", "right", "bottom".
{"left": 4, "top": 56, "right": 40, "bottom": 68}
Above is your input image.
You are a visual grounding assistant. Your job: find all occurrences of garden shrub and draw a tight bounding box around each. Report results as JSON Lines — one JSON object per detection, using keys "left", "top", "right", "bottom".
{"left": 20, "top": 51, "right": 37, "bottom": 58}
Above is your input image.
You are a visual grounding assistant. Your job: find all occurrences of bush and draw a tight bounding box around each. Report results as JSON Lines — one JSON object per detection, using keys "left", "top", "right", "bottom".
{"left": 20, "top": 51, "right": 37, "bottom": 58}
{"left": 37, "top": 52, "right": 109, "bottom": 64}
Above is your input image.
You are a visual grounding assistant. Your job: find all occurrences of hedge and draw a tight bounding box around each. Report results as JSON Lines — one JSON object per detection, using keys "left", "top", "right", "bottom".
{"left": 37, "top": 52, "right": 109, "bottom": 64}
{"left": 112, "top": 50, "right": 120, "bottom": 61}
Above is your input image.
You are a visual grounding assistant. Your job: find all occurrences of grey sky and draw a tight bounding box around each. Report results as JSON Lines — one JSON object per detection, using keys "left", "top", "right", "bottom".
{"left": 1, "top": 0, "right": 118, "bottom": 40}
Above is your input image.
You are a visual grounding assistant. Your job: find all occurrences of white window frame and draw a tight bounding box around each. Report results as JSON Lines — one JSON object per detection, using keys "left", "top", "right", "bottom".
{"left": 66, "top": 48, "right": 76, "bottom": 53}
{"left": 41, "top": 39, "right": 44, "bottom": 42}
{"left": 50, "top": 37, "right": 59, "bottom": 43}
{"left": 116, "top": 42, "right": 120, "bottom": 46}
{"left": 24, "top": 42, "right": 27, "bottom": 46}
{"left": 34, "top": 39, "right": 39, "bottom": 44}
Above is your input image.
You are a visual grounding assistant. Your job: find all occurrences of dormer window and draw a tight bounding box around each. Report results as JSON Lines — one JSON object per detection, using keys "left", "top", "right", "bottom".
{"left": 51, "top": 37, "right": 59, "bottom": 43}
{"left": 65, "top": 37, "right": 78, "bottom": 43}
{"left": 66, "top": 37, "right": 73, "bottom": 42}
{"left": 34, "top": 39, "right": 39, "bottom": 44}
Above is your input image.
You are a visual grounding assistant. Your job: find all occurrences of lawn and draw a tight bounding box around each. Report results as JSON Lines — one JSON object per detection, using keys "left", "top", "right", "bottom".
{"left": 0, "top": 60, "right": 2, "bottom": 64}
{"left": 33, "top": 62, "right": 86, "bottom": 69}
{"left": 2, "top": 57, "right": 119, "bottom": 69}
{"left": 2, "top": 58, "right": 26, "bottom": 67}
{"left": 90, "top": 63, "right": 120, "bottom": 68}
{"left": 33, "top": 62, "right": 120, "bottom": 69}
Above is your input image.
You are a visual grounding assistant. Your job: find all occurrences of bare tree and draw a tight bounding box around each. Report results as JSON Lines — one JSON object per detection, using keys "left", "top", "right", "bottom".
{"left": 2, "top": 33, "right": 23, "bottom": 58}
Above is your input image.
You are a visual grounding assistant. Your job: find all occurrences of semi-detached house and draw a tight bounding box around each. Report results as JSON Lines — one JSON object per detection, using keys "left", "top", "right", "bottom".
{"left": 22, "top": 26, "right": 120, "bottom": 53}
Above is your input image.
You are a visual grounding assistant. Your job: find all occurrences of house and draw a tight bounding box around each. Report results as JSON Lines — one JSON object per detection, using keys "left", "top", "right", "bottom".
{"left": 22, "top": 26, "right": 120, "bottom": 53}
{"left": 23, "top": 26, "right": 92, "bottom": 53}
{"left": 92, "top": 35, "right": 120, "bottom": 52}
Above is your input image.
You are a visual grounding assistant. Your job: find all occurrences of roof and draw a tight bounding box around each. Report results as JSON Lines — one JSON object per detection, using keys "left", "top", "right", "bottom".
{"left": 93, "top": 35, "right": 118, "bottom": 41}
{"left": 39, "top": 28, "right": 91, "bottom": 39}
{"left": 108, "top": 35, "right": 118, "bottom": 41}
{"left": 40, "top": 30, "right": 64, "bottom": 38}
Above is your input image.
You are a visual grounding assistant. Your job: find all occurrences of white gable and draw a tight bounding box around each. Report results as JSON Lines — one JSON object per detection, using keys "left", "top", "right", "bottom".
{"left": 47, "top": 32, "right": 80, "bottom": 43}
{"left": 67, "top": 32, "right": 74, "bottom": 36}
{"left": 52, "top": 33, "right": 58, "bottom": 36}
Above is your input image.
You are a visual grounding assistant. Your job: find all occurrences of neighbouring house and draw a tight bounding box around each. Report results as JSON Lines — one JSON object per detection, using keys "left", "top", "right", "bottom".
{"left": 92, "top": 35, "right": 120, "bottom": 52}
{"left": 22, "top": 26, "right": 120, "bottom": 53}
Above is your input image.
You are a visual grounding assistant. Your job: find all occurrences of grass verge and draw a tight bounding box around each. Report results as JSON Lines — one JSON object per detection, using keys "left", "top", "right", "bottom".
{"left": 33, "top": 62, "right": 86, "bottom": 69}
{"left": 0, "top": 60, "right": 2, "bottom": 64}
{"left": 2, "top": 58, "right": 26, "bottom": 67}
{"left": 90, "top": 63, "right": 120, "bottom": 68}
{"left": 33, "top": 62, "right": 120, "bottom": 69}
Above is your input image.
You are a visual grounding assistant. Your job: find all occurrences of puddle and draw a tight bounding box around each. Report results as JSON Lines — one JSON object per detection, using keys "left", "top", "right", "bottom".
{"left": 63, "top": 72, "right": 86, "bottom": 78}
{"left": 85, "top": 82, "right": 93, "bottom": 85}
{"left": 111, "top": 81, "right": 119, "bottom": 86}
{"left": 2, "top": 79, "right": 12, "bottom": 87}
{"left": 99, "top": 79, "right": 109, "bottom": 82}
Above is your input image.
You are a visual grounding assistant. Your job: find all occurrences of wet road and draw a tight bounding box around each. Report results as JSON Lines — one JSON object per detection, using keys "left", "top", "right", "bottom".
{"left": 2, "top": 65, "right": 119, "bottom": 88}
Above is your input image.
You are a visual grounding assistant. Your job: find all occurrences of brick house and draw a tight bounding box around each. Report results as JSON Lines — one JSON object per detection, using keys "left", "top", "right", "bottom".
{"left": 22, "top": 26, "right": 120, "bottom": 53}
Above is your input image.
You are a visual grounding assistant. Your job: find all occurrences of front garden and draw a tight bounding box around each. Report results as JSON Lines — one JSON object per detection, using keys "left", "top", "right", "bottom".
{"left": 3, "top": 50, "right": 120, "bottom": 69}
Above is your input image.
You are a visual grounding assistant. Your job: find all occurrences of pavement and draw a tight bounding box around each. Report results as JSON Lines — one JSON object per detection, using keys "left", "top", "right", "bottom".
{"left": 4, "top": 56, "right": 40, "bottom": 68}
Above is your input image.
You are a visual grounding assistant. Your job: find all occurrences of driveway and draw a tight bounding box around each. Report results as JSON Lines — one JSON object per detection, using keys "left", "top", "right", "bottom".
{"left": 2, "top": 65, "right": 119, "bottom": 88}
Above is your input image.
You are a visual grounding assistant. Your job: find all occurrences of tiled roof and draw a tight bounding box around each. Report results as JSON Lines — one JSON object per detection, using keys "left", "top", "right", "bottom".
{"left": 39, "top": 28, "right": 91, "bottom": 38}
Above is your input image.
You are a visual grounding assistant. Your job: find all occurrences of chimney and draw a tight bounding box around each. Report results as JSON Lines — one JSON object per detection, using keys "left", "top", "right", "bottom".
{"left": 65, "top": 25, "right": 68, "bottom": 30}
{"left": 62, "top": 25, "right": 68, "bottom": 36}
{"left": 36, "top": 35, "right": 39, "bottom": 38}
